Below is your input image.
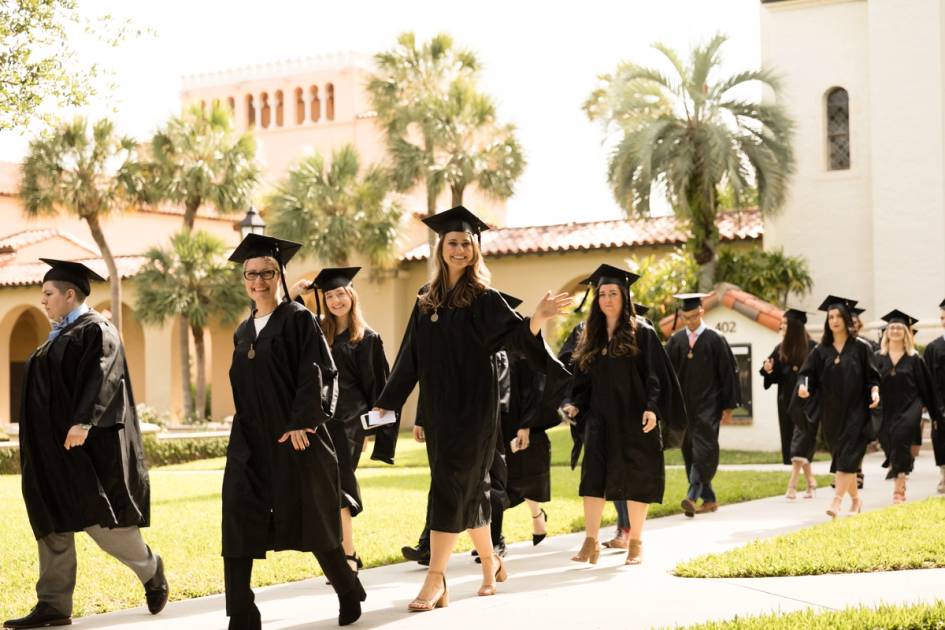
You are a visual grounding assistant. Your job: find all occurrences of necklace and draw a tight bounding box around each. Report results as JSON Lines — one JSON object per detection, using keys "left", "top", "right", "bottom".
{"left": 431, "top": 309, "right": 439, "bottom": 323}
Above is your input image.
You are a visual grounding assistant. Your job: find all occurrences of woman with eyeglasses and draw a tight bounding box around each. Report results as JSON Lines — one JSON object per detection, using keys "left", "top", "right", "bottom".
{"left": 223, "top": 235, "right": 364, "bottom": 629}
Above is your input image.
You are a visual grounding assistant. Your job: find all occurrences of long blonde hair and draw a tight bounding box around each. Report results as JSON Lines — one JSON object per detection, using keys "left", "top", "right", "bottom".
{"left": 880, "top": 323, "right": 916, "bottom": 356}
{"left": 418, "top": 233, "right": 491, "bottom": 313}
{"left": 321, "top": 285, "right": 367, "bottom": 345}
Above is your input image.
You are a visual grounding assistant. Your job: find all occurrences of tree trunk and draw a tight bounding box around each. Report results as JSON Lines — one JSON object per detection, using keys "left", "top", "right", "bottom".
{"left": 85, "top": 214, "right": 122, "bottom": 333}
{"left": 179, "top": 316, "right": 195, "bottom": 419}
{"left": 426, "top": 176, "right": 438, "bottom": 278}
{"left": 192, "top": 323, "right": 207, "bottom": 421}
{"left": 697, "top": 253, "right": 717, "bottom": 293}
{"left": 179, "top": 202, "right": 199, "bottom": 419}
{"left": 451, "top": 184, "right": 464, "bottom": 207}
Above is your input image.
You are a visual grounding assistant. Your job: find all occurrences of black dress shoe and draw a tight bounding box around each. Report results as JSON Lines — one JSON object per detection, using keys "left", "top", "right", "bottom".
{"left": 401, "top": 544, "right": 430, "bottom": 565}
{"left": 144, "top": 555, "right": 169, "bottom": 615}
{"left": 338, "top": 578, "right": 367, "bottom": 626}
{"left": 3, "top": 602, "right": 71, "bottom": 628}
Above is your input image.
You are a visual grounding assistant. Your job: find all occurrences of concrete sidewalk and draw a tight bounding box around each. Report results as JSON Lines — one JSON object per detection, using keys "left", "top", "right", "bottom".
{"left": 77, "top": 451, "right": 945, "bottom": 629}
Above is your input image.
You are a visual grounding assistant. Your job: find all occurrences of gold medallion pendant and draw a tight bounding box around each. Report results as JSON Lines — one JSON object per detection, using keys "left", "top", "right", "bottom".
{"left": 601, "top": 348, "right": 608, "bottom": 356}
{"left": 431, "top": 312, "right": 439, "bottom": 323}
{"left": 792, "top": 366, "right": 799, "bottom": 373}
{"left": 248, "top": 344, "right": 256, "bottom": 359}
{"left": 834, "top": 356, "right": 840, "bottom": 365}
{"left": 687, "top": 351, "right": 694, "bottom": 359}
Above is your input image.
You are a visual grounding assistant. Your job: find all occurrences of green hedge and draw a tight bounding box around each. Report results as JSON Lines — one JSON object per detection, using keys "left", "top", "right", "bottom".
{"left": 0, "top": 435, "right": 230, "bottom": 474}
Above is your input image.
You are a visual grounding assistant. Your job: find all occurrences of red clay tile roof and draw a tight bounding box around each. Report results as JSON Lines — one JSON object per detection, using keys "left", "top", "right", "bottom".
{"left": 0, "top": 228, "right": 100, "bottom": 256}
{"left": 0, "top": 255, "right": 148, "bottom": 288}
{"left": 658, "top": 282, "right": 784, "bottom": 335}
{"left": 401, "top": 210, "right": 762, "bottom": 261}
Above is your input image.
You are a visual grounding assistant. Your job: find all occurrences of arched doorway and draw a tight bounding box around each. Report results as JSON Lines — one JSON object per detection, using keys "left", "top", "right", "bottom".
{"left": 6, "top": 307, "right": 49, "bottom": 423}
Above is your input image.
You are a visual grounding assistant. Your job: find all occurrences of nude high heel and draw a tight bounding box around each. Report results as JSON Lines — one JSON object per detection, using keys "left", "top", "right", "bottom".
{"left": 408, "top": 571, "right": 448, "bottom": 612}
{"left": 625, "top": 539, "right": 643, "bottom": 565}
{"left": 571, "top": 537, "right": 600, "bottom": 564}
{"left": 478, "top": 554, "right": 507, "bottom": 596}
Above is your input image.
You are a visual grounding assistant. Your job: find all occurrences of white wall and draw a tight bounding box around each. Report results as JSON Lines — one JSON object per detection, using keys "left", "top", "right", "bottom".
{"left": 703, "top": 308, "right": 783, "bottom": 451}
{"left": 761, "top": 0, "right": 875, "bottom": 313}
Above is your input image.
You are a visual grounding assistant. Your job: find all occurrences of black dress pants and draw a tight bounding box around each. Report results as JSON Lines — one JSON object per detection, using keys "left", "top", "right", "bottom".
{"left": 224, "top": 545, "right": 357, "bottom": 629}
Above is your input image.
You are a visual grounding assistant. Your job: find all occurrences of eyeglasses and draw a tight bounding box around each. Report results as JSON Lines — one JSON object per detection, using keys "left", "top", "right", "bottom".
{"left": 243, "top": 269, "right": 278, "bottom": 281}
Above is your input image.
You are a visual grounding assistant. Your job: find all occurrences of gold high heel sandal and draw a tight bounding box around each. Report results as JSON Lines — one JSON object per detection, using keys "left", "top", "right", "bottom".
{"left": 625, "top": 539, "right": 643, "bottom": 565}
{"left": 571, "top": 537, "right": 600, "bottom": 564}
{"left": 803, "top": 479, "right": 817, "bottom": 499}
{"left": 478, "top": 554, "right": 508, "bottom": 596}
{"left": 826, "top": 496, "right": 842, "bottom": 519}
{"left": 408, "top": 571, "right": 449, "bottom": 612}
{"left": 785, "top": 484, "right": 797, "bottom": 500}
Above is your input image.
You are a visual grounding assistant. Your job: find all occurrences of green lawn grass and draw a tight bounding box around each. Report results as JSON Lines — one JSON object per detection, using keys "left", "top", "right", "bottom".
{"left": 678, "top": 601, "right": 945, "bottom": 629}
{"left": 160, "top": 425, "right": 798, "bottom": 471}
{"left": 0, "top": 463, "right": 806, "bottom": 619}
{"left": 674, "top": 497, "right": 945, "bottom": 578}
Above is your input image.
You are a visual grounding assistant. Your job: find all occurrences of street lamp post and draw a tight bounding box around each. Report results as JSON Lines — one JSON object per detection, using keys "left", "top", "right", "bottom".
{"left": 236, "top": 206, "right": 266, "bottom": 238}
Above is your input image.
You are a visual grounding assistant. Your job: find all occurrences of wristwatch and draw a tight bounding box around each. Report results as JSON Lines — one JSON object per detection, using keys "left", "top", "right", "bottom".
{"left": 78, "top": 423, "right": 92, "bottom": 431}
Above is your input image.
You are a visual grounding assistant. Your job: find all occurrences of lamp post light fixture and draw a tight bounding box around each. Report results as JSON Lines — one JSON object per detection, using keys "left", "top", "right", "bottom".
{"left": 237, "top": 206, "right": 266, "bottom": 238}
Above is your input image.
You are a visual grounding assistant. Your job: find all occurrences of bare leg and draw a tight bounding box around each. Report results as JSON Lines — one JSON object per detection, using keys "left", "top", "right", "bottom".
{"left": 525, "top": 499, "right": 546, "bottom": 535}
{"left": 627, "top": 501, "right": 648, "bottom": 541}
{"left": 581, "top": 497, "right": 606, "bottom": 541}
{"left": 467, "top": 525, "right": 499, "bottom": 589}
{"left": 414, "top": 530, "right": 458, "bottom": 602}
{"left": 786, "top": 462, "right": 801, "bottom": 498}
{"left": 340, "top": 507, "right": 356, "bottom": 571}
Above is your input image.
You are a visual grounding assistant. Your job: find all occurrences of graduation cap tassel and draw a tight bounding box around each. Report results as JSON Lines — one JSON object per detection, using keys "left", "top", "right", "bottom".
{"left": 315, "top": 287, "right": 322, "bottom": 320}
{"left": 573, "top": 286, "right": 592, "bottom": 314}
{"left": 671, "top": 308, "right": 679, "bottom": 332}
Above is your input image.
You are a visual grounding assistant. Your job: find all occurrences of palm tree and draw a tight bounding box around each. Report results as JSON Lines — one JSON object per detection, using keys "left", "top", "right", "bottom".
{"left": 367, "top": 32, "right": 525, "bottom": 269}
{"left": 142, "top": 102, "right": 259, "bottom": 417}
{"left": 585, "top": 34, "right": 795, "bottom": 290}
{"left": 134, "top": 230, "right": 246, "bottom": 421}
{"left": 267, "top": 144, "right": 402, "bottom": 268}
{"left": 20, "top": 117, "right": 141, "bottom": 332}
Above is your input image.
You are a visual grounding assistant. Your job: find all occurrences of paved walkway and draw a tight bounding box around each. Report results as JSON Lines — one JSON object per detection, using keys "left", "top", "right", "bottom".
{"left": 78, "top": 451, "right": 945, "bottom": 629}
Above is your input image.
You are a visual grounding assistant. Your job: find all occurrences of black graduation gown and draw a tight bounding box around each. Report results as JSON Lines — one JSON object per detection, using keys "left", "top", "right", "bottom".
{"left": 760, "top": 340, "right": 818, "bottom": 465}
{"left": 798, "top": 339, "right": 880, "bottom": 473}
{"left": 19, "top": 310, "right": 150, "bottom": 540}
{"left": 560, "top": 322, "right": 588, "bottom": 470}
{"left": 666, "top": 327, "right": 739, "bottom": 483}
{"left": 570, "top": 323, "right": 687, "bottom": 503}
{"left": 501, "top": 352, "right": 550, "bottom": 505}
{"left": 327, "top": 328, "right": 399, "bottom": 517}
{"left": 875, "top": 353, "right": 943, "bottom": 478}
{"left": 374, "top": 288, "right": 568, "bottom": 533}
{"left": 923, "top": 336, "right": 945, "bottom": 466}
{"left": 222, "top": 301, "right": 342, "bottom": 558}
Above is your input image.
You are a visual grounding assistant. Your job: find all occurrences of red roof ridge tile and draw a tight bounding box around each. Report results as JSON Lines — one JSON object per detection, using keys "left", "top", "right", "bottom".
{"left": 658, "top": 282, "right": 784, "bottom": 336}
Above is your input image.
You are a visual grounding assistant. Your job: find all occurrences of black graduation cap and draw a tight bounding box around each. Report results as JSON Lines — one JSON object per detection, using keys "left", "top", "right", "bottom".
{"left": 851, "top": 306, "right": 866, "bottom": 317}
{"left": 881, "top": 309, "right": 918, "bottom": 328}
{"left": 784, "top": 308, "right": 808, "bottom": 324}
{"left": 311, "top": 267, "right": 360, "bottom": 291}
{"left": 635, "top": 304, "right": 650, "bottom": 318}
{"left": 421, "top": 205, "right": 491, "bottom": 237}
{"left": 939, "top": 298, "right": 945, "bottom": 310}
{"left": 40, "top": 258, "right": 106, "bottom": 296}
{"left": 675, "top": 293, "right": 708, "bottom": 311}
{"left": 574, "top": 264, "right": 641, "bottom": 312}
{"left": 229, "top": 234, "right": 303, "bottom": 304}
{"left": 499, "top": 292, "right": 523, "bottom": 310}
{"left": 817, "top": 294, "right": 857, "bottom": 313}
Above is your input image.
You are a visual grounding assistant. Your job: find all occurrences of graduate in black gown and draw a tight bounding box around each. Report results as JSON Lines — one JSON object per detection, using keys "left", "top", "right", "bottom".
{"left": 874, "top": 310, "right": 943, "bottom": 503}
{"left": 372, "top": 206, "right": 572, "bottom": 611}
{"left": 922, "top": 298, "right": 945, "bottom": 493}
{"left": 223, "top": 235, "right": 364, "bottom": 628}
{"left": 760, "top": 308, "right": 818, "bottom": 499}
{"left": 498, "top": 294, "right": 554, "bottom": 549}
{"left": 561, "top": 265, "right": 686, "bottom": 566}
{"left": 289, "top": 266, "right": 400, "bottom": 574}
{"left": 798, "top": 296, "right": 880, "bottom": 519}
{"left": 6, "top": 260, "right": 168, "bottom": 630}
{"left": 665, "top": 293, "right": 739, "bottom": 518}
{"left": 852, "top": 306, "right": 881, "bottom": 352}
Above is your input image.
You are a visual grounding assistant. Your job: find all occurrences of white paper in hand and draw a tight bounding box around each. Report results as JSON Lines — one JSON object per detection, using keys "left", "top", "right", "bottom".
{"left": 361, "top": 410, "right": 396, "bottom": 431}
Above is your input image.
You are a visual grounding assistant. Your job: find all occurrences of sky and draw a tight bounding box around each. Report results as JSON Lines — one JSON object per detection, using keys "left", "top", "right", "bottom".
{"left": 0, "top": 0, "right": 761, "bottom": 226}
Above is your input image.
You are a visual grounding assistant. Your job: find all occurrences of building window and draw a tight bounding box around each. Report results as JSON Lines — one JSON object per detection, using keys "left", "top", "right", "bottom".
{"left": 729, "top": 343, "right": 753, "bottom": 424}
{"left": 227, "top": 96, "right": 235, "bottom": 113}
{"left": 326, "top": 83, "right": 335, "bottom": 121}
{"left": 260, "top": 92, "right": 271, "bottom": 128}
{"left": 295, "top": 87, "right": 305, "bottom": 125}
{"left": 826, "top": 87, "right": 850, "bottom": 170}
{"left": 310, "top": 86, "right": 321, "bottom": 122}
{"left": 246, "top": 94, "right": 255, "bottom": 127}
{"left": 275, "top": 90, "right": 284, "bottom": 127}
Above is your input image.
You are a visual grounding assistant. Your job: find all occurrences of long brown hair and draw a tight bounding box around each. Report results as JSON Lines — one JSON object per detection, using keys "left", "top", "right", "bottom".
{"left": 779, "top": 316, "right": 811, "bottom": 366}
{"left": 418, "top": 233, "right": 491, "bottom": 313}
{"left": 321, "top": 285, "right": 367, "bottom": 345}
{"left": 572, "top": 283, "right": 639, "bottom": 372}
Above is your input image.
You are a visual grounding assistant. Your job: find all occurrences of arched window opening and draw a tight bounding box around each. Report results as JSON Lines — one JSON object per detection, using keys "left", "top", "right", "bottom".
{"left": 246, "top": 94, "right": 255, "bottom": 127}
{"left": 325, "top": 83, "right": 335, "bottom": 121}
{"left": 310, "top": 86, "right": 321, "bottom": 122}
{"left": 295, "top": 87, "right": 305, "bottom": 125}
{"left": 226, "top": 96, "right": 235, "bottom": 113}
{"left": 260, "top": 92, "right": 271, "bottom": 129}
{"left": 826, "top": 87, "right": 850, "bottom": 171}
{"left": 274, "top": 90, "right": 284, "bottom": 127}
